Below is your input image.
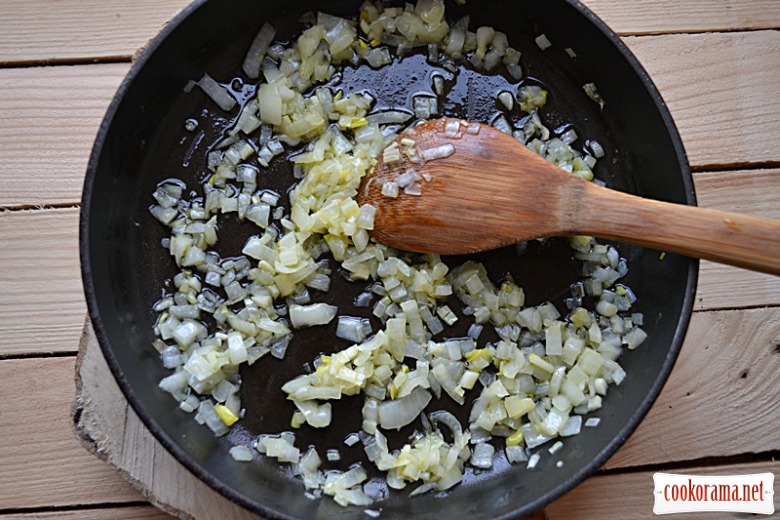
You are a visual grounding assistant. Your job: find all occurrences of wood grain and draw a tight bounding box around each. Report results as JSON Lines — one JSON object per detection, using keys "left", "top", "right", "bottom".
{"left": 587, "top": 0, "right": 780, "bottom": 35}
{"left": 0, "top": 356, "right": 142, "bottom": 510}
{"left": 547, "top": 460, "right": 780, "bottom": 519}
{"left": 625, "top": 30, "right": 780, "bottom": 169}
{"left": 607, "top": 306, "right": 780, "bottom": 469}
{"left": 74, "top": 327, "right": 261, "bottom": 520}
{"left": 0, "top": 1, "right": 778, "bottom": 65}
{"left": 0, "top": 208, "right": 86, "bottom": 356}
{"left": 0, "top": 64, "right": 127, "bottom": 208}
{"left": 694, "top": 169, "right": 780, "bottom": 311}
{"left": 0, "top": 1, "right": 189, "bottom": 65}
{"left": 2, "top": 31, "right": 779, "bottom": 209}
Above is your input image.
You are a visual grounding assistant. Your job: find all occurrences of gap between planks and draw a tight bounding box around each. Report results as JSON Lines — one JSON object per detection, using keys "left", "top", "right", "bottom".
{"left": 0, "top": 504, "right": 166, "bottom": 520}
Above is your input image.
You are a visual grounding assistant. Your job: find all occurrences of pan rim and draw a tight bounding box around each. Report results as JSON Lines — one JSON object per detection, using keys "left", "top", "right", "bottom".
{"left": 79, "top": 0, "right": 698, "bottom": 517}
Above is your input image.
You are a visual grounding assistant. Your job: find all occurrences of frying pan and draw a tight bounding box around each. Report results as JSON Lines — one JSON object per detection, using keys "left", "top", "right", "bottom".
{"left": 80, "top": 0, "right": 697, "bottom": 518}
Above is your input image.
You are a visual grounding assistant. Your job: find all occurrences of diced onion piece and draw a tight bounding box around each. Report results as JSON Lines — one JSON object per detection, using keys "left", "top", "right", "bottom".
{"left": 290, "top": 303, "right": 338, "bottom": 328}
{"left": 497, "top": 91, "right": 514, "bottom": 111}
{"left": 471, "top": 442, "right": 494, "bottom": 469}
{"left": 196, "top": 74, "right": 236, "bottom": 112}
{"left": 382, "top": 181, "right": 400, "bottom": 198}
{"left": 561, "top": 415, "right": 582, "bottom": 437}
{"left": 492, "top": 114, "right": 512, "bottom": 135}
{"left": 589, "top": 140, "right": 605, "bottom": 159}
{"left": 243, "top": 23, "right": 276, "bottom": 79}
{"left": 548, "top": 441, "right": 563, "bottom": 454}
{"left": 420, "top": 143, "right": 455, "bottom": 162}
{"left": 545, "top": 321, "right": 563, "bottom": 355}
{"left": 444, "top": 119, "right": 461, "bottom": 138}
{"left": 230, "top": 445, "right": 254, "bottom": 462}
{"left": 260, "top": 435, "right": 301, "bottom": 463}
{"left": 336, "top": 316, "right": 372, "bottom": 343}
{"left": 506, "top": 445, "right": 527, "bottom": 464}
{"left": 257, "top": 82, "right": 283, "bottom": 125}
{"left": 583, "top": 82, "right": 605, "bottom": 108}
{"left": 527, "top": 453, "right": 541, "bottom": 469}
{"left": 366, "top": 110, "right": 413, "bottom": 125}
{"left": 535, "top": 34, "right": 552, "bottom": 50}
{"left": 378, "top": 387, "right": 431, "bottom": 430}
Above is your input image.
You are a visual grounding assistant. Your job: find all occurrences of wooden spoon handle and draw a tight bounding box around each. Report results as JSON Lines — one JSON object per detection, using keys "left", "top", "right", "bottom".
{"left": 577, "top": 183, "right": 780, "bottom": 275}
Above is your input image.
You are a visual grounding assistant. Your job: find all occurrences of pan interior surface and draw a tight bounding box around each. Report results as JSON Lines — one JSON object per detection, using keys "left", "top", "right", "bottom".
{"left": 81, "top": 0, "right": 696, "bottom": 518}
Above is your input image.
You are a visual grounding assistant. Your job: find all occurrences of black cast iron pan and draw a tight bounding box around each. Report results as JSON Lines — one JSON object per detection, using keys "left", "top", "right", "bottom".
{"left": 81, "top": 1, "right": 697, "bottom": 518}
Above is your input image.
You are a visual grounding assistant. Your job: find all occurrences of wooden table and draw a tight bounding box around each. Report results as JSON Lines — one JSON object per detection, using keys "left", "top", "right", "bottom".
{"left": 1, "top": 1, "right": 778, "bottom": 518}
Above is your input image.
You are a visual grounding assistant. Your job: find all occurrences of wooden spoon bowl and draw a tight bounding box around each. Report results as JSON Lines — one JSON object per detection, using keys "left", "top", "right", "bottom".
{"left": 359, "top": 119, "right": 780, "bottom": 275}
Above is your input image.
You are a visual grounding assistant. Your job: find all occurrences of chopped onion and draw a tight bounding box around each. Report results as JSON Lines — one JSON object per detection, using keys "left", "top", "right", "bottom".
{"left": 497, "top": 91, "right": 514, "bottom": 111}
{"left": 243, "top": 23, "right": 277, "bottom": 79}
{"left": 378, "top": 387, "right": 432, "bottom": 430}
{"left": 444, "top": 119, "right": 461, "bottom": 138}
{"left": 535, "top": 34, "right": 552, "bottom": 50}
{"left": 230, "top": 445, "right": 254, "bottom": 462}
{"left": 289, "top": 303, "right": 338, "bottom": 328}
{"left": 195, "top": 74, "right": 236, "bottom": 112}
{"left": 583, "top": 82, "right": 605, "bottom": 109}
{"left": 150, "top": 1, "right": 646, "bottom": 508}
{"left": 336, "top": 316, "right": 372, "bottom": 343}
{"left": 420, "top": 143, "right": 455, "bottom": 162}
{"left": 366, "top": 110, "right": 413, "bottom": 125}
{"left": 470, "top": 442, "right": 494, "bottom": 469}
{"left": 527, "top": 453, "right": 541, "bottom": 469}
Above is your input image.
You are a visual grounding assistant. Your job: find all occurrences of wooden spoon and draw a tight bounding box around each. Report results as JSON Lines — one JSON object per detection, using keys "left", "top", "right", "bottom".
{"left": 358, "top": 119, "right": 780, "bottom": 275}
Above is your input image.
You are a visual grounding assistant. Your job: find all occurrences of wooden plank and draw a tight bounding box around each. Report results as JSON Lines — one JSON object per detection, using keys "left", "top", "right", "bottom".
{"left": 0, "top": 1, "right": 778, "bottom": 65}
{"left": 625, "top": 30, "right": 780, "bottom": 169}
{"left": 607, "top": 306, "right": 780, "bottom": 469}
{"left": 0, "top": 356, "right": 142, "bottom": 509}
{"left": 3, "top": 31, "right": 779, "bottom": 209}
{"left": 0, "top": 64, "right": 127, "bottom": 208}
{"left": 587, "top": 0, "right": 780, "bottom": 35}
{"left": 0, "top": 506, "right": 173, "bottom": 520}
{"left": 0, "top": 1, "right": 189, "bottom": 65}
{"left": 547, "top": 460, "right": 780, "bottom": 519}
{"left": 0, "top": 208, "right": 86, "bottom": 356}
{"left": 74, "top": 327, "right": 262, "bottom": 519}
{"left": 693, "top": 169, "right": 780, "bottom": 311}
